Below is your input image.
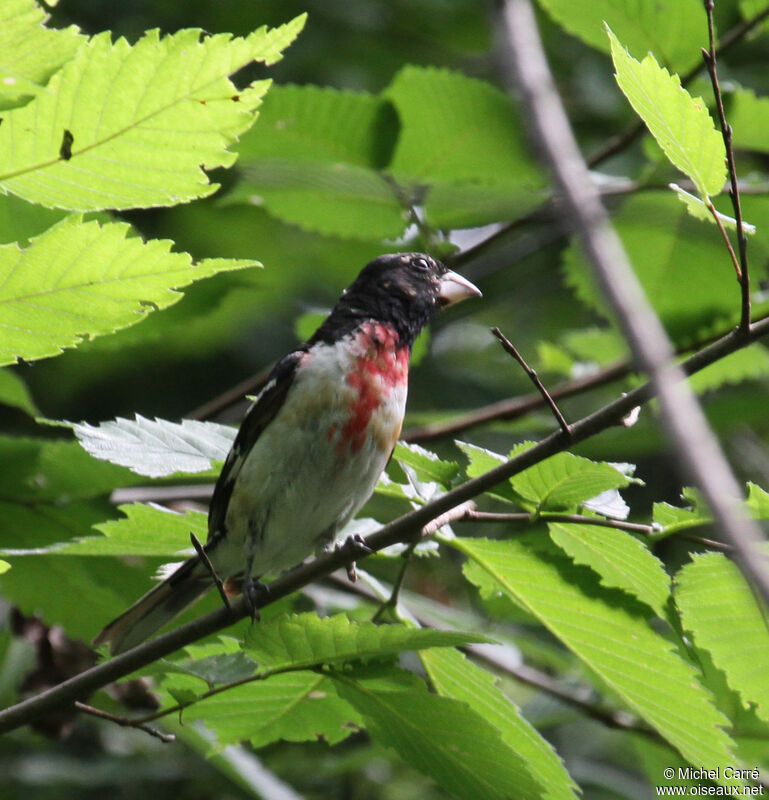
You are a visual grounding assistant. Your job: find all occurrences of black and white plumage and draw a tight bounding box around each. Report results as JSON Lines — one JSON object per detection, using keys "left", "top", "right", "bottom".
{"left": 95, "top": 253, "right": 481, "bottom": 655}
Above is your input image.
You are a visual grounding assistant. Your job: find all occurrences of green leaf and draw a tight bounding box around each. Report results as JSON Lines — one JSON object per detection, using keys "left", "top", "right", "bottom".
{"left": 538, "top": 0, "right": 705, "bottom": 71}
{"left": 677, "top": 552, "right": 769, "bottom": 722}
{"left": 0, "top": 17, "right": 305, "bottom": 210}
{"left": 746, "top": 482, "right": 769, "bottom": 518}
{"left": 563, "top": 193, "right": 767, "bottom": 342}
{"left": 420, "top": 647, "right": 578, "bottom": 800}
{"left": 386, "top": 66, "right": 542, "bottom": 199}
{"left": 335, "top": 680, "right": 544, "bottom": 800}
{"left": 237, "top": 84, "right": 391, "bottom": 166}
{"left": 0, "top": 370, "right": 38, "bottom": 415}
{"left": 687, "top": 344, "right": 769, "bottom": 395}
{"left": 547, "top": 522, "right": 670, "bottom": 617}
{"left": 243, "top": 612, "right": 490, "bottom": 670}
{"left": 0, "top": 215, "right": 255, "bottom": 366}
{"left": 0, "top": 560, "right": 9, "bottom": 574}
{"left": 453, "top": 537, "right": 738, "bottom": 771}
{"left": 607, "top": 28, "right": 726, "bottom": 198}
{"left": 0, "top": 436, "right": 143, "bottom": 503}
{"left": 392, "top": 442, "right": 460, "bottom": 488}
{"left": 729, "top": 86, "right": 769, "bottom": 154}
{"left": 454, "top": 441, "right": 517, "bottom": 504}
{"left": 510, "top": 445, "right": 632, "bottom": 512}
{"left": 233, "top": 160, "right": 406, "bottom": 239}
{"left": 72, "top": 415, "right": 235, "bottom": 477}
{"left": 0, "top": 0, "right": 83, "bottom": 110}
{"left": 51, "top": 503, "right": 207, "bottom": 557}
{"left": 670, "top": 183, "right": 756, "bottom": 234}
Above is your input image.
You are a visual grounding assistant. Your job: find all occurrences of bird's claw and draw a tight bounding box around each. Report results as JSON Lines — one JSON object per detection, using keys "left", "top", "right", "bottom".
{"left": 338, "top": 534, "right": 373, "bottom": 583}
{"left": 243, "top": 574, "right": 268, "bottom": 622}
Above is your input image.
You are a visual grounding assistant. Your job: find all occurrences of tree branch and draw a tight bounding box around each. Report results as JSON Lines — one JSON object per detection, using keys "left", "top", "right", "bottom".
{"left": 3, "top": 311, "right": 769, "bottom": 734}
{"left": 702, "top": 0, "right": 751, "bottom": 334}
{"left": 501, "top": 0, "right": 769, "bottom": 604}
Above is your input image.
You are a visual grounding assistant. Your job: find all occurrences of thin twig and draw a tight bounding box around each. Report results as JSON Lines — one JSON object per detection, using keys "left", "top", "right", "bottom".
{"left": 502, "top": 0, "right": 769, "bottom": 605}
{"left": 491, "top": 326, "right": 571, "bottom": 435}
{"left": 702, "top": 0, "right": 751, "bottom": 334}
{"left": 464, "top": 510, "right": 653, "bottom": 535}
{"left": 190, "top": 532, "right": 233, "bottom": 614}
{"left": 371, "top": 540, "right": 418, "bottom": 623}
{"left": 5, "top": 316, "right": 769, "bottom": 733}
{"left": 705, "top": 198, "right": 742, "bottom": 281}
{"left": 74, "top": 701, "right": 176, "bottom": 743}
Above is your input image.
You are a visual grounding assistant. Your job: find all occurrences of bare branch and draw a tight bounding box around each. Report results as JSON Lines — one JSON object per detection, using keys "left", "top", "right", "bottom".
{"left": 702, "top": 0, "right": 751, "bottom": 334}
{"left": 464, "top": 510, "right": 653, "bottom": 535}
{"left": 501, "top": 0, "right": 769, "bottom": 605}
{"left": 491, "top": 326, "right": 571, "bottom": 435}
{"left": 74, "top": 701, "right": 175, "bottom": 743}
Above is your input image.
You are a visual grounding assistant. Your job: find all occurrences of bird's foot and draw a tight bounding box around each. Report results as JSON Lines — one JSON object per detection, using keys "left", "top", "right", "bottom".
{"left": 243, "top": 574, "right": 268, "bottom": 622}
{"left": 338, "top": 534, "right": 374, "bottom": 583}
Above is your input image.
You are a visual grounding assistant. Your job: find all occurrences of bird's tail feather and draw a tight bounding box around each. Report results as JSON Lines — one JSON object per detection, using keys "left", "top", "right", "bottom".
{"left": 94, "top": 556, "right": 212, "bottom": 655}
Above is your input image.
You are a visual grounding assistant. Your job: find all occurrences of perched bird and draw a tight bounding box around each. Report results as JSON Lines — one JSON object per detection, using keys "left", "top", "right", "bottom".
{"left": 95, "top": 253, "right": 481, "bottom": 654}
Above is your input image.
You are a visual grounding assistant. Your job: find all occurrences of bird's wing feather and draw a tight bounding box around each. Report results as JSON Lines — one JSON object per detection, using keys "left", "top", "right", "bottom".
{"left": 207, "top": 350, "right": 304, "bottom": 541}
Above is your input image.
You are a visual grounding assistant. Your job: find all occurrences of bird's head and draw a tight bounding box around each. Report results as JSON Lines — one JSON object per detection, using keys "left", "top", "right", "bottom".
{"left": 311, "top": 253, "right": 481, "bottom": 348}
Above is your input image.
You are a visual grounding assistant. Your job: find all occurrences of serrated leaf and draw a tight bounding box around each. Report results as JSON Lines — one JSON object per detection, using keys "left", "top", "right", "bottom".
{"left": 72, "top": 415, "right": 235, "bottom": 477}
{"left": 687, "top": 344, "right": 769, "bottom": 394}
{"left": 453, "top": 537, "right": 738, "bottom": 772}
{"left": 243, "top": 613, "right": 490, "bottom": 670}
{"left": 0, "top": 215, "right": 255, "bottom": 365}
{"left": 607, "top": 28, "right": 725, "bottom": 198}
{"left": 176, "top": 652, "right": 258, "bottom": 687}
{"left": 746, "top": 482, "right": 769, "bottom": 517}
{"left": 538, "top": 0, "right": 705, "bottom": 71}
{"left": 51, "top": 503, "right": 206, "bottom": 557}
{"left": 454, "top": 440, "right": 517, "bottom": 504}
{"left": 562, "top": 193, "right": 768, "bottom": 342}
{"left": 0, "top": 0, "right": 84, "bottom": 109}
{"left": 158, "top": 664, "right": 420, "bottom": 749}
{"left": 335, "top": 681, "right": 544, "bottom": 800}
{"left": 547, "top": 522, "right": 670, "bottom": 617}
{"left": 420, "top": 647, "right": 577, "bottom": 800}
{"left": 234, "top": 160, "right": 406, "bottom": 239}
{"left": 653, "top": 500, "right": 710, "bottom": 535}
{"left": 0, "top": 16, "right": 305, "bottom": 209}
{"left": 677, "top": 552, "right": 769, "bottom": 722}
{"left": 386, "top": 66, "right": 541, "bottom": 188}
{"left": 393, "top": 442, "right": 460, "bottom": 488}
{"left": 510, "top": 445, "right": 632, "bottom": 512}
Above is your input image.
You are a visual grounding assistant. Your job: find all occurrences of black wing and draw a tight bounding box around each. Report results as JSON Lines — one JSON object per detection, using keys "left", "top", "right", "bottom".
{"left": 207, "top": 350, "right": 304, "bottom": 542}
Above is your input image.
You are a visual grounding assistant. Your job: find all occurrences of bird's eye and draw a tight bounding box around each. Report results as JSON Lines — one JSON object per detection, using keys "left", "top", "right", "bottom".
{"left": 413, "top": 257, "right": 430, "bottom": 272}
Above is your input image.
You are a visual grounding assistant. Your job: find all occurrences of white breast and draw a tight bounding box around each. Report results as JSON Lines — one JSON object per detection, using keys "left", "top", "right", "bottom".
{"left": 211, "top": 331, "right": 408, "bottom": 580}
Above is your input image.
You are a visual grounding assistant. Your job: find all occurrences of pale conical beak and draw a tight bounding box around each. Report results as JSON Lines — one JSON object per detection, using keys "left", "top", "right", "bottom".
{"left": 438, "top": 270, "right": 482, "bottom": 307}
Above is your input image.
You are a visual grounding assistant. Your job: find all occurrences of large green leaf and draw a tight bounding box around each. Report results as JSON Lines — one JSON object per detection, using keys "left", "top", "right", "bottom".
{"left": 453, "top": 537, "right": 738, "bottom": 772}
{"left": 563, "top": 193, "right": 766, "bottom": 342}
{"left": 537, "top": 0, "right": 705, "bottom": 71}
{"left": 608, "top": 28, "right": 725, "bottom": 198}
{"left": 0, "top": 17, "right": 305, "bottom": 209}
{"left": 420, "top": 647, "right": 577, "bottom": 800}
{"left": 547, "top": 522, "right": 670, "bottom": 617}
{"left": 243, "top": 613, "right": 490, "bottom": 670}
{"left": 0, "top": 370, "right": 38, "bottom": 415}
{"left": 72, "top": 415, "right": 235, "bottom": 477}
{"left": 0, "top": 0, "right": 83, "bottom": 109}
{"left": 51, "top": 503, "right": 207, "bottom": 557}
{"left": 387, "top": 66, "right": 540, "bottom": 186}
{"left": 335, "top": 680, "right": 544, "bottom": 800}
{"left": 0, "top": 215, "right": 255, "bottom": 365}
{"left": 677, "top": 552, "right": 769, "bottom": 723}
{"left": 510, "top": 445, "right": 633, "bottom": 512}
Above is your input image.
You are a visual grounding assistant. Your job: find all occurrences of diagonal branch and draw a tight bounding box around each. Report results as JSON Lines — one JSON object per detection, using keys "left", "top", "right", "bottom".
{"left": 3, "top": 310, "right": 769, "bottom": 734}
{"left": 501, "top": 0, "right": 769, "bottom": 604}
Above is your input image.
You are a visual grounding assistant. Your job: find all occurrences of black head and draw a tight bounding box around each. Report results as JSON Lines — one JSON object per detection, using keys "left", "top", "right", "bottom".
{"left": 309, "top": 253, "right": 481, "bottom": 349}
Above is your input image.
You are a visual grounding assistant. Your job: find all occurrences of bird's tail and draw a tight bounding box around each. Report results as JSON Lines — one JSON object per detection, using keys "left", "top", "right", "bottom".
{"left": 94, "top": 555, "right": 212, "bottom": 655}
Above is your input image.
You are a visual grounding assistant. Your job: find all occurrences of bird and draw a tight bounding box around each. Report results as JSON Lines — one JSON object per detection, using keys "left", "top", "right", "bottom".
{"left": 94, "top": 253, "right": 481, "bottom": 655}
